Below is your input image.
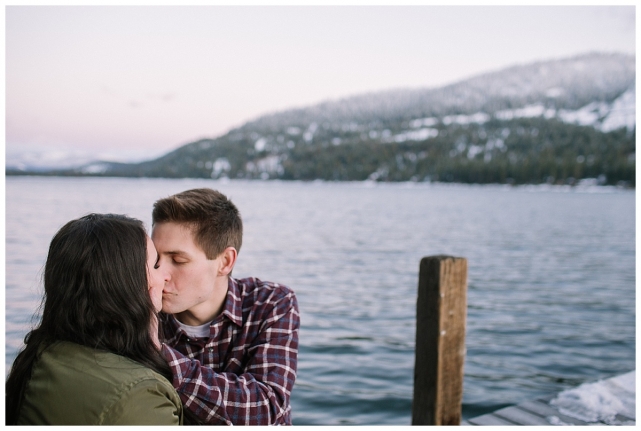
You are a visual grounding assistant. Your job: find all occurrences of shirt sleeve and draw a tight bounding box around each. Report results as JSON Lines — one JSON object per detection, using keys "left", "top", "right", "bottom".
{"left": 104, "top": 378, "right": 183, "bottom": 425}
{"left": 161, "top": 293, "right": 300, "bottom": 425}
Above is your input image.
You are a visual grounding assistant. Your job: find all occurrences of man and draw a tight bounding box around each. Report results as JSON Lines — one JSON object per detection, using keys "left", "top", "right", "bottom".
{"left": 151, "top": 188, "right": 299, "bottom": 425}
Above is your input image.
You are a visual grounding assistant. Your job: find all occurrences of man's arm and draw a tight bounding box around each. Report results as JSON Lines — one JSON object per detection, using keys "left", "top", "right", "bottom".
{"left": 161, "top": 295, "right": 299, "bottom": 425}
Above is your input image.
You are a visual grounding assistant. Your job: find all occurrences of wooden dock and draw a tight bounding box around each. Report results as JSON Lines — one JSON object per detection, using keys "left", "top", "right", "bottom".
{"left": 411, "top": 255, "right": 634, "bottom": 426}
{"left": 463, "top": 371, "right": 636, "bottom": 426}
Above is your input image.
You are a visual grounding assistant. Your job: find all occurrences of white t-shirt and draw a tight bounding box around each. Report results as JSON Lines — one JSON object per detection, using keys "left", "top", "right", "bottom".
{"left": 175, "top": 319, "right": 212, "bottom": 339}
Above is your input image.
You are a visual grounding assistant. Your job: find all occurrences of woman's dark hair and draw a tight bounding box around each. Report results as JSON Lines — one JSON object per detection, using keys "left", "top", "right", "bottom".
{"left": 5, "top": 213, "right": 171, "bottom": 424}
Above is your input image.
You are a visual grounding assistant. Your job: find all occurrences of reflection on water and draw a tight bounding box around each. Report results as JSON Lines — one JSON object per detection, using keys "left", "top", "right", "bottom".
{"left": 6, "top": 177, "right": 635, "bottom": 425}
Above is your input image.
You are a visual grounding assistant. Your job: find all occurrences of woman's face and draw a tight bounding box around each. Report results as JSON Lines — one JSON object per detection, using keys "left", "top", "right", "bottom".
{"left": 146, "top": 236, "right": 168, "bottom": 312}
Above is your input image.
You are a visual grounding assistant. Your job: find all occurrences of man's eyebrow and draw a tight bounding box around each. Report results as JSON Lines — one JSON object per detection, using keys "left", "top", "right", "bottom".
{"left": 163, "top": 250, "right": 190, "bottom": 257}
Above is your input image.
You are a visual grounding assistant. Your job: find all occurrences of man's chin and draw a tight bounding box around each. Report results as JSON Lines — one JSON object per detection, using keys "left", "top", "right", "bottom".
{"left": 161, "top": 303, "right": 176, "bottom": 314}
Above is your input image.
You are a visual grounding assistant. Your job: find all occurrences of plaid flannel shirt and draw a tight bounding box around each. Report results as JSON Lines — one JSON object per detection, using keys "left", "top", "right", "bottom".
{"left": 159, "top": 277, "right": 299, "bottom": 425}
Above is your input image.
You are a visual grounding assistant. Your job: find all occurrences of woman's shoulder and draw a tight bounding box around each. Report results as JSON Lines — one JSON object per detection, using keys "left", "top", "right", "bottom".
{"left": 44, "top": 341, "right": 164, "bottom": 380}
{"left": 44, "top": 340, "right": 137, "bottom": 364}
{"left": 19, "top": 341, "right": 182, "bottom": 425}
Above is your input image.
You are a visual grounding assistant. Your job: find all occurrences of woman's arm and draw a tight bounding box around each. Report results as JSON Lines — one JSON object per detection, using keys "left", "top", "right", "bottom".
{"left": 104, "top": 378, "right": 183, "bottom": 425}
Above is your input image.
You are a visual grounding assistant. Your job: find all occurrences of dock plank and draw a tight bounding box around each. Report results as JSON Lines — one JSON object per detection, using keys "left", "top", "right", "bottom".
{"left": 490, "top": 405, "right": 551, "bottom": 425}
{"left": 517, "top": 399, "right": 589, "bottom": 425}
{"left": 466, "top": 371, "right": 635, "bottom": 426}
{"left": 466, "top": 413, "right": 516, "bottom": 425}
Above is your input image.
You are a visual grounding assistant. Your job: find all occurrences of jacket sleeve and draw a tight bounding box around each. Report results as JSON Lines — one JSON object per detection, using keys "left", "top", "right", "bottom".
{"left": 103, "top": 378, "right": 183, "bottom": 425}
{"left": 161, "top": 295, "right": 300, "bottom": 425}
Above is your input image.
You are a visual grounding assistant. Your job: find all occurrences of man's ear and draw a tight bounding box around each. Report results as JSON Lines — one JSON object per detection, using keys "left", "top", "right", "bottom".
{"left": 218, "top": 247, "right": 238, "bottom": 276}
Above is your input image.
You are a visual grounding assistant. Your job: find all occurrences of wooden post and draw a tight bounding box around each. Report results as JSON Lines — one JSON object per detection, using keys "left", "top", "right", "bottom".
{"left": 412, "top": 255, "right": 468, "bottom": 425}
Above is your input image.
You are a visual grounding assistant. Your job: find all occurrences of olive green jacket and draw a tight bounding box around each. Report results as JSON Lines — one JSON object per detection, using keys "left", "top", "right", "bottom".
{"left": 17, "top": 341, "right": 183, "bottom": 425}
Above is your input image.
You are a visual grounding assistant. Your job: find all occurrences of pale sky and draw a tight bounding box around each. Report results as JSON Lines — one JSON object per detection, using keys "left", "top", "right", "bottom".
{"left": 5, "top": 5, "right": 636, "bottom": 163}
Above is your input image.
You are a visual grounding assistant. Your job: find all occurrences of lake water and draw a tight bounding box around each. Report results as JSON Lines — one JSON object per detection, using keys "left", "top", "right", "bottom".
{"left": 5, "top": 176, "right": 636, "bottom": 425}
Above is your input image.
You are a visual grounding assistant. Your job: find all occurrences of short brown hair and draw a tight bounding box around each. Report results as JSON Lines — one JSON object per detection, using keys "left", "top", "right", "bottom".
{"left": 152, "top": 188, "right": 243, "bottom": 259}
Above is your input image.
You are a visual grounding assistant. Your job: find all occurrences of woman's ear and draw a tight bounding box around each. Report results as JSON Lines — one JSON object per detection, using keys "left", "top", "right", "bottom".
{"left": 218, "top": 247, "right": 238, "bottom": 276}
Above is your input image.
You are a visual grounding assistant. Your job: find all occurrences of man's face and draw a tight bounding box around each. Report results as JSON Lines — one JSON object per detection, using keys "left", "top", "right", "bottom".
{"left": 151, "top": 221, "right": 225, "bottom": 326}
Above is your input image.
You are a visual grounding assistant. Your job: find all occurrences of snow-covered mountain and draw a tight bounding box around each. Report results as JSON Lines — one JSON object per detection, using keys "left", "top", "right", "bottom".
{"left": 242, "top": 52, "right": 634, "bottom": 133}
{"left": 8, "top": 52, "right": 635, "bottom": 186}
{"left": 6, "top": 146, "right": 168, "bottom": 172}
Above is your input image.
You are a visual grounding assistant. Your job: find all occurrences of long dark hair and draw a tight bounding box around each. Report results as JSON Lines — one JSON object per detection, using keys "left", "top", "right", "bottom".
{"left": 5, "top": 213, "right": 171, "bottom": 424}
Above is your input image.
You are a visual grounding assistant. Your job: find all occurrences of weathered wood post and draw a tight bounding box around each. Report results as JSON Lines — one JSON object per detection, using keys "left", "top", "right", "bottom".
{"left": 412, "top": 255, "right": 468, "bottom": 425}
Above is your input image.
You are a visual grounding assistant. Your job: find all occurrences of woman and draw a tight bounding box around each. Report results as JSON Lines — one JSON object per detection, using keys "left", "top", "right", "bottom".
{"left": 6, "top": 213, "right": 182, "bottom": 425}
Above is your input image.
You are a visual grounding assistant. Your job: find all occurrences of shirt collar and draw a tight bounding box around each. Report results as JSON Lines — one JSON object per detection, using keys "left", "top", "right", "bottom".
{"left": 221, "top": 277, "right": 243, "bottom": 327}
{"left": 159, "top": 312, "right": 182, "bottom": 344}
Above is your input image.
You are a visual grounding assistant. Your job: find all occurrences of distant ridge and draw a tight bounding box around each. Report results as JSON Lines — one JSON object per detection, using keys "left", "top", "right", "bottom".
{"left": 243, "top": 52, "right": 634, "bottom": 127}
{"left": 7, "top": 52, "right": 635, "bottom": 187}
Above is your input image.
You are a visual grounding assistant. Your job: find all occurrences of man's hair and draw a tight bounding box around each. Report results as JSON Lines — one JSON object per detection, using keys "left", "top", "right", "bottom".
{"left": 152, "top": 188, "right": 243, "bottom": 259}
{"left": 5, "top": 214, "right": 171, "bottom": 424}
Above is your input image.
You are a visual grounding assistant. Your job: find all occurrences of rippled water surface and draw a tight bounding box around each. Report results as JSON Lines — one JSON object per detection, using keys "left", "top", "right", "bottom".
{"left": 6, "top": 177, "right": 635, "bottom": 424}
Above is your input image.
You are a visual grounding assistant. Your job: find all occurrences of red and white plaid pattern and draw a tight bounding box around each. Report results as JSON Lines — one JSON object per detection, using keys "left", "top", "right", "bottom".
{"left": 159, "top": 277, "right": 299, "bottom": 425}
